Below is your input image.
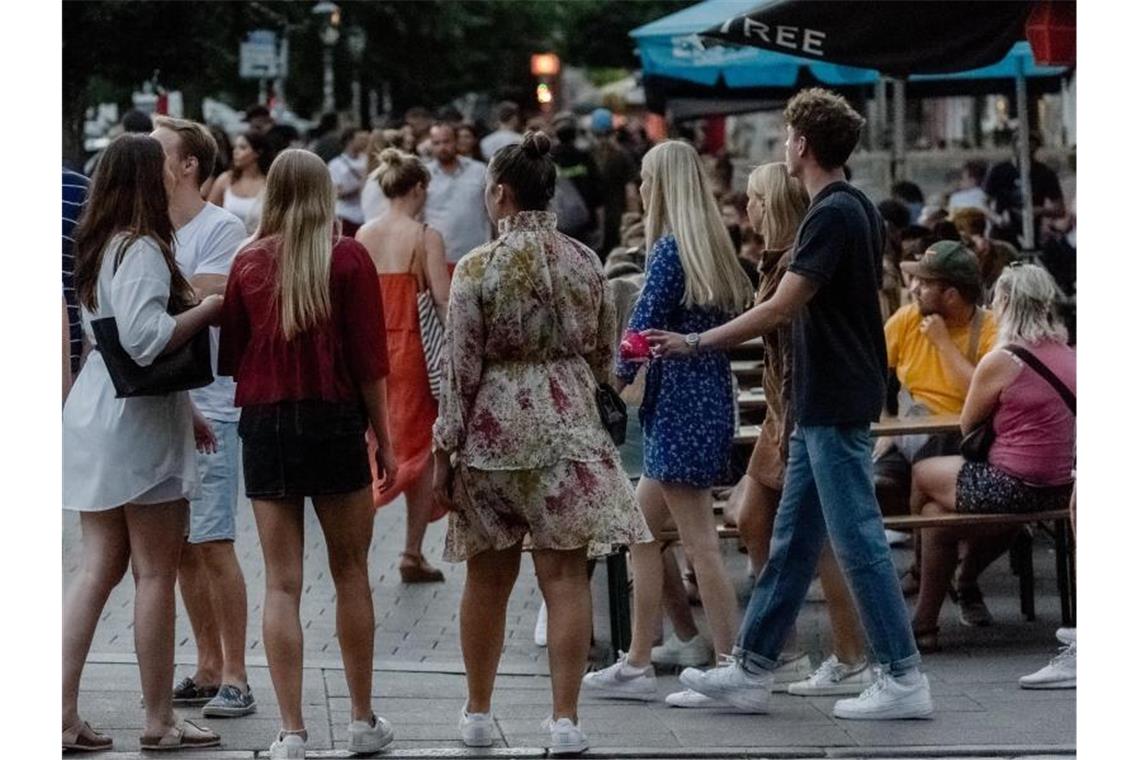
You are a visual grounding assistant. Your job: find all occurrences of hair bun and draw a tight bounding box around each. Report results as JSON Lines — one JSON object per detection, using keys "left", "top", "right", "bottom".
{"left": 520, "top": 130, "right": 551, "bottom": 159}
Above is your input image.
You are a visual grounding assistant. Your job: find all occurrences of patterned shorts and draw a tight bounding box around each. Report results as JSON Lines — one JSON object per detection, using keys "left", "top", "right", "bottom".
{"left": 956, "top": 461, "right": 1072, "bottom": 515}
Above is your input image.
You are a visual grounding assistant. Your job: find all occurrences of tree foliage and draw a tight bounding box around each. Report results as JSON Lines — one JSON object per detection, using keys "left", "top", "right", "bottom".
{"left": 62, "top": 0, "right": 689, "bottom": 165}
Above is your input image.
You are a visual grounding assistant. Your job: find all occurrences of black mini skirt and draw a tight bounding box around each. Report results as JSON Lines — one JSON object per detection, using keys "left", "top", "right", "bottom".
{"left": 238, "top": 400, "right": 372, "bottom": 499}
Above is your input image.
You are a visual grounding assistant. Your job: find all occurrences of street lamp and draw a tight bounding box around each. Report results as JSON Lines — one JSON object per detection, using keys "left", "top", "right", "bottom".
{"left": 346, "top": 25, "right": 367, "bottom": 126}
{"left": 312, "top": 1, "right": 341, "bottom": 113}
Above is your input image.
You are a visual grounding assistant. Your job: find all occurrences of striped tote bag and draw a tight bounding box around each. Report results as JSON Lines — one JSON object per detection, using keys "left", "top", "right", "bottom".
{"left": 417, "top": 289, "right": 445, "bottom": 399}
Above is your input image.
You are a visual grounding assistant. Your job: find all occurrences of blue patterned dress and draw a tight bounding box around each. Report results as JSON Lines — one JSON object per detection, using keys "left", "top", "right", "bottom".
{"left": 615, "top": 235, "right": 736, "bottom": 488}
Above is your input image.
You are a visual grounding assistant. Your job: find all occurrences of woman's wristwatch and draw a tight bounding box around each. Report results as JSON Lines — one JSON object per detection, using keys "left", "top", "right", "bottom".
{"left": 684, "top": 332, "right": 701, "bottom": 353}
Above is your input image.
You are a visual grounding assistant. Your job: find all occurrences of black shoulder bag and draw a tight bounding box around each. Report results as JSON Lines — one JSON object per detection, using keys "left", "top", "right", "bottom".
{"left": 960, "top": 345, "right": 1075, "bottom": 462}
{"left": 93, "top": 244, "right": 214, "bottom": 398}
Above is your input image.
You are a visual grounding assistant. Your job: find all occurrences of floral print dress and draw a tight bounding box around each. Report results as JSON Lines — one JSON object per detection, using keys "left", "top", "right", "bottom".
{"left": 615, "top": 234, "right": 737, "bottom": 488}
{"left": 432, "top": 210, "right": 650, "bottom": 561}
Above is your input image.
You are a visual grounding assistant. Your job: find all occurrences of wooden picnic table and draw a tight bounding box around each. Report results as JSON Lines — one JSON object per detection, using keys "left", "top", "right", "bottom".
{"left": 733, "top": 413, "right": 962, "bottom": 445}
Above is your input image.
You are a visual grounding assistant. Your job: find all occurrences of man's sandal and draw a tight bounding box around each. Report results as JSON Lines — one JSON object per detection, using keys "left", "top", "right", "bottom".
{"left": 399, "top": 552, "right": 445, "bottom": 583}
{"left": 63, "top": 720, "right": 113, "bottom": 752}
{"left": 139, "top": 718, "right": 220, "bottom": 751}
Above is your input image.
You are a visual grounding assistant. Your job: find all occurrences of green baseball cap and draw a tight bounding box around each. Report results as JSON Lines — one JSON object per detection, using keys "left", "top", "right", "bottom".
{"left": 900, "top": 240, "right": 982, "bottom": 290}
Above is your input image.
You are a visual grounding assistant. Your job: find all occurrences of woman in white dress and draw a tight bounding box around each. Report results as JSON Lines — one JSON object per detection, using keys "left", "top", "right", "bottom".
{"left": 208, "top": 130, "right": 272, "bottom": 234}
{"left": 62, "top": 134, "right": 225, "bottom": 752}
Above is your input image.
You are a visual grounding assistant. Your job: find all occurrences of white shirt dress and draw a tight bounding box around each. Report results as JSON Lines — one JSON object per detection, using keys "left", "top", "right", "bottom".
{"left": 62, "top": 234, "right": 200, "bottom": 511}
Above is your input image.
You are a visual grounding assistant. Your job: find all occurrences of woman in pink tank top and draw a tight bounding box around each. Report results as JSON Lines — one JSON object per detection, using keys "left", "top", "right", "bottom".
{"left": 908, "top": 264, "right": 1075, "bottom": 652}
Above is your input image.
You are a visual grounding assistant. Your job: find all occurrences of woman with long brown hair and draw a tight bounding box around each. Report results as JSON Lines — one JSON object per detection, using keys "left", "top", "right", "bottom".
{"left": 208, "top": 130, "right": 273, "bottom": 234}
{"left": 63, "top": 133, "right": 224, "bottom": 751}
{"left": 218, "top": 149, "right": 399, "bottom": 759}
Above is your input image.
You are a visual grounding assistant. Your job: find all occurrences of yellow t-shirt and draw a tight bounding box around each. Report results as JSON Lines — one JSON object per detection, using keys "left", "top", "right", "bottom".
{"left": 884, "top": 303, "right": 998, "bottom": 415}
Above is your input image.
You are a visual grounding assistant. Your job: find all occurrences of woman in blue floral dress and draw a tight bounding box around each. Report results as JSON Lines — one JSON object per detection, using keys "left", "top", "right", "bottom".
{"left": 582, "top": 140, "right": 754, "bottom": 704}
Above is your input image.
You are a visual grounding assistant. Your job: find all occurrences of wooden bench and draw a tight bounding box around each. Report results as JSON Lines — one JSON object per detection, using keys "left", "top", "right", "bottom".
{"left": 603, "top": 505, "right": 1074, "bottom": 657}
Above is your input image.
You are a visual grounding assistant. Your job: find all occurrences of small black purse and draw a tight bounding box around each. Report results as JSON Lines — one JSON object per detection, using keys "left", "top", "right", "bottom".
{"left": 959, "top": 419, "right": 995, "bottom": 462}
{"left": 92, "top": 317, "right": 213, "bottom": 398}
{"left": 595, "top": 382, "right": 628, "bottom": 446}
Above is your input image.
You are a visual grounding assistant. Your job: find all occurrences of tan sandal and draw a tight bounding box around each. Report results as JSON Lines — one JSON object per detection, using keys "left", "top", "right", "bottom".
{"left": 139, "top": 718, "right": 220, "bottom": 751}
{"left": 399, "top": 552, "right": 445, "bottom": 584}
{"left": 63, "top": 720, "right": 113, "bottom": 752}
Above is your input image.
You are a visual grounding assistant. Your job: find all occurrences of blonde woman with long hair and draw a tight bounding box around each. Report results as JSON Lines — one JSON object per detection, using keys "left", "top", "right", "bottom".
{"left": 218, "top": 149, "right": 398, "bottom": 759}
{"left": 583, "top": 140, "right": 753, "bottom": 705}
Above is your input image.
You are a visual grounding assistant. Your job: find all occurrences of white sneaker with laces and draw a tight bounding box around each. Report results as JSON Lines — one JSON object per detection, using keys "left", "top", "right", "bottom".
{"left": 459, "top": 705, "right": 495, "bottom": 747}
{"left": 651, "top": 633, "right": 713, "bottom": 667}
{"left": 1055, "top": 627, "right": 1076, "bottom": 646}
{"left": 347, "top": 714, "right": 394, "bottom": 754}
{"left": 788, "top": 655, "right": 873, "bottom": 696}
{"left": 832, "top": 668, "right": 934, "bottom": 720}
{"left": 534, "top": 601, "right": 548, "bottom": 647}
{"left": 1019, "top": 642, "right": 1076, "bottom": 689}
{"left": 678, "top": 655, "right": 773, "bottom": 713}
{"left": 665, "top": 688, "right": 728, "bottom": 708}
{"left": 771, "top": 652, "right": 814, "bottom": 692}
{"left": 543, "top": 717, "right": 588, "bottom": 755}
{"left": 268, "top": 731, "right": 306, "bottom": 760}
{"left": 581, "top": 654, "right": 656, "bottom": 700}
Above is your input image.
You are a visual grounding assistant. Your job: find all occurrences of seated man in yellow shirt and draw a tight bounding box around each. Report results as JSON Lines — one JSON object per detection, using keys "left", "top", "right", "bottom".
{"left": 876, "top": 242, "right": 999, "bottom": 624}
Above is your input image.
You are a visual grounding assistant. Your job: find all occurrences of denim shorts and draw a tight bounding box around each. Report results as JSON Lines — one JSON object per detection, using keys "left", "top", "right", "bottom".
{"left": 238, "top": 400, "right": 372, "bottom": 500}
{"left": 188, "top": 419, "right": 240, "bottom": 542}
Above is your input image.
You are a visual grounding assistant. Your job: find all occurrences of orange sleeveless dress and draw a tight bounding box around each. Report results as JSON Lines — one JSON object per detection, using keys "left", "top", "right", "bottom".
{"left": 368, "top": 228, "right": 448, "bottom": 521}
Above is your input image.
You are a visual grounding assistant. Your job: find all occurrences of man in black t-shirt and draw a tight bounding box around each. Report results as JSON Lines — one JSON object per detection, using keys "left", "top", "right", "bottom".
{"left": 646, "top": 88, "right": 932, "bottom": 721}
{"left": 551, "top": 114, "right": 605, "bottom": 251}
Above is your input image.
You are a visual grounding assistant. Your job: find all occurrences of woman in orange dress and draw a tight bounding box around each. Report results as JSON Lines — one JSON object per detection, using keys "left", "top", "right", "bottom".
{"left": 356, "top": 148, "right": 451, "bottom": 582}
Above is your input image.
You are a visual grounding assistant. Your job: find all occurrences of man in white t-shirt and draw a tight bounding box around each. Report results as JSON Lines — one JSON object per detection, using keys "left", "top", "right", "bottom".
{"left": 479, "top": 100, "right": 523, "bottom": 161}
{"left": 424, "top": 123, "right": 492, "bottom": 265}
{"left": 328, "top": 128, "right": 370, "bottom": 237}
{"left": 152, "top": 117, "right": 256, "bottom": 718}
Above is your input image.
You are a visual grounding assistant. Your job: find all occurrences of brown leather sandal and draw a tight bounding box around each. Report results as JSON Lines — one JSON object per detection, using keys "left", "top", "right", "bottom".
{"left": 399, "top": 552, "right": 445, "bottom": 584}
{"left": 63, "top": 720, "right": 113, "bottom": 752}
{"left": 139, "top": 718, "right": 220, "bottom": 751}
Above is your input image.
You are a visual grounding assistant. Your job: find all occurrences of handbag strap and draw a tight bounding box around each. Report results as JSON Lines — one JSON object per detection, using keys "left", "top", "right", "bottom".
{"left": 407, "top": 223, "right": 430, "bottom": 292}
{"left": 1005, "top": 345, "right": 1076, "bottom": 415}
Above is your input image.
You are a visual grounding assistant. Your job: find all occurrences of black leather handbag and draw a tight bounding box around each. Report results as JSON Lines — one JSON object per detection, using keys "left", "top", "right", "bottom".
{"left": 92, "top": 316, "right": 213, "bottom": 398}
{"left": 595, "top": 382, "right": 628, "bottom": 447}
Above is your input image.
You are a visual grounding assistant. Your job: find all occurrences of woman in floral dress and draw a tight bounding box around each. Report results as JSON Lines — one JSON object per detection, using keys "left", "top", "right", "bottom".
{"left": 431, "top": 132, "right": 649, "bottom": 756}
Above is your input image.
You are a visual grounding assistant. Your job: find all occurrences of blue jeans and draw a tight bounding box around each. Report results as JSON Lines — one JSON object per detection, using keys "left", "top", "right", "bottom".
{"left": 735, "top": 424, "right": 921, "bottom": 676}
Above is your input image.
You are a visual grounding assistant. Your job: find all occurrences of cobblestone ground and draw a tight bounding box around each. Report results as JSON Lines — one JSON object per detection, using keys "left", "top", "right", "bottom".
{"left": 62, "top": 492, "right": 1075, "bottom": 758}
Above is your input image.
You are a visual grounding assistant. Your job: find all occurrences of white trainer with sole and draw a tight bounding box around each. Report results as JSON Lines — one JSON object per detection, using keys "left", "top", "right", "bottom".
{"left": 665, "top": 688, "right": 729, "bottom": 709}
{"left": 268, "top": 731, "right": 306, "bottom": 759}
{"left": 788, "top": 655, "right": 873, "bottom": 697}
{"left": 459, "top": 706, "right": 495, "bottom": 747}
{"left": 544, "top": 717, "right": 588, "bottom": 756}
{"left": 832, "top": 669, "right": 934, "bottom": 720}
{"left": 678, "top": 655, "right": 773, "bottom": 714}
{"left": 771, "top": 652, "right": 814, "bottom": 692}
{"left": 347, "top": 715, "right": 394, "bottom": 754}
{"left": 581, "top": 654, "right": 657, "bottom": 701}
{"left": 1019, "top": 642, "right": 1076, "bottom": 690}
{"left": 652, "top": 632, "right": 714, "bottom": 667}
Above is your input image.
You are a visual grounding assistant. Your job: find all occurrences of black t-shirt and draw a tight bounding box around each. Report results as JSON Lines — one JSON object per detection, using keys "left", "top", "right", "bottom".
{"left": 550, "top": 144, "right": 604, "bottom": 211}
{"left": 787, "top": 182, "right": 888, "bottom": 426}
{"left": 983, "top": 159, "right": 1063, "bottom": 214}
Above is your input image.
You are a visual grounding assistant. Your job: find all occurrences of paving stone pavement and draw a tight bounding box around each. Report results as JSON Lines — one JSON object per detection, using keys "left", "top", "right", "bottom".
{"left": 63, "top": 493, "right": 1075, "bottom": 757}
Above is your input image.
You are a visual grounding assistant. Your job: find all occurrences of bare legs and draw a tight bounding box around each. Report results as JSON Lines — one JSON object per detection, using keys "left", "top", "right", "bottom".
{"left": 63, "top": 510, "right": 131, "bottom": 732}
{"left": 627, "top": 478, "right": 739, "bottom": 666}
{"left": 737, "top": 476, "right": 865, "bottom": 665}
{"left": 252, "top": 487, "right": 378, "bottom": 734}
{"left": 178, "top": 541, "right": 249, "bottom": 688}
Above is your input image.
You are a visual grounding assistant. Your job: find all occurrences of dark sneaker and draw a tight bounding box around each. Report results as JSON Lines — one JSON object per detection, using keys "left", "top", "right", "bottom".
{"left": 202, "top": 683, "right": 257, "bottom": 717}
{"left": 172, "top": 676, "right": 219, "bottom": 706}
{"left": 956, "top": 585, "right": 994, "bottom": 627}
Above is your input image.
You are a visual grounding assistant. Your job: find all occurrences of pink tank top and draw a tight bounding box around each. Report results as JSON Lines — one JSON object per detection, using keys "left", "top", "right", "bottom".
{"left": 987, "top": 342, "right": 1076, "bottom": 486}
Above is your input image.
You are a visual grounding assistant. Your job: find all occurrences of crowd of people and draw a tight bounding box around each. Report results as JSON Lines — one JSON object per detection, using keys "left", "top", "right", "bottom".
{"left": 60, "top": 87, "right": 1075, "bottom": 757}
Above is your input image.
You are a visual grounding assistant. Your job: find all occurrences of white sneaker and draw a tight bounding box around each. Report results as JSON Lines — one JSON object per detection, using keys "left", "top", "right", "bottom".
{"left": 543, "top": 716, "right": 588, "bottom": 755}
{"left": 534, "top": 601, "right": 548, "bottom": 647}
{"left": 1019, "top": 642, "right": 1076, "bottom": 689}
{"left": 832, "top": 669, "right": 934, "bottom": 720}
{"left": 771, "top": 652, "right": 814, "bottom": 692}
{"left": 268, "top": 731, "right": 306, "bottom": 760}
{"left": 651, "top": 633, "right": 713, "bottom": 667}
{"left": 347, "top": 714, "right": 394, "bottom": 754}
{"left": 665, "top": 688, "right": 728, "bottom": 709}
{"left": 581, "top": 654, "right": 656, "bottom": 701}
{"left": 679, "top": 655, "right": 773, "bottom": 714}
{"left": 788, "top": 655, "right": 873, "bottom": 696}
{"left": 1056, "top": 627, "right": 1076, "bottom": 646}
{"left": 459, "top": 705, "right": 495, "bottom": 747}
